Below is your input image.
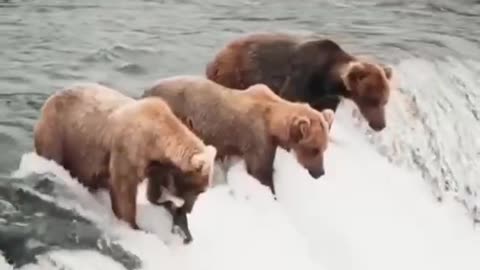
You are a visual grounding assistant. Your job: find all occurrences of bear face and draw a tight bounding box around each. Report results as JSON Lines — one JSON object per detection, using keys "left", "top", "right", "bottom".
{"left": 288, "top": 109, "right": 334, "bottom": 178}
{"left": 182, "top": 145, "right": 217, "bottom": 195}
{"left": 152, "top": 145, "right": 217, "bottom": 209}
{"left": 147, "top": 145, "right": 216, "bottom": 244}
{"left": 148, "top": 145, "right": 216, "bottom": 210}
{"left": 242, "top": 83, "right": 334, "bottom": 179}
{"left": 341, "top": 61, "right": 393, "bottom": 131}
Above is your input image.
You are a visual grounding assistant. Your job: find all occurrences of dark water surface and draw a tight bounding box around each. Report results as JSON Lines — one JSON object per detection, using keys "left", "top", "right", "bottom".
{"left": 0, "top": 0, "right": 479, "bottom": 268}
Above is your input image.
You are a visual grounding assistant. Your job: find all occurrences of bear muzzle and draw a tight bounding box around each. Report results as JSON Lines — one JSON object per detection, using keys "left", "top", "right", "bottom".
{"left": 308, "top": 167, "right": 325, "bottom": 178}
{"left": 368, "top": 121, "right": 386, "bottom": 131}
{"left": 359, "top": 105, "right": 387, "bottom": 131}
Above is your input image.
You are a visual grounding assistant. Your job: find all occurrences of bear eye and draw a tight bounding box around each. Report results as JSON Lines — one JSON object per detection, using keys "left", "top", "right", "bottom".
{"left": 363, "top": 96, "right": 380, "bottom": 107}
{"left": 309, "top": 148, "right": 320, "bottom": 156}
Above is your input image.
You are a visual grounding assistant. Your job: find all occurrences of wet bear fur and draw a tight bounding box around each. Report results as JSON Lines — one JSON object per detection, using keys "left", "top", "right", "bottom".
{"left": 205, "top": 32, "right": 393, "bottom": 131}
{"left": 33, "top": 83, "right": 217, "bottom": 243}
{"left": 142, "top": 76, "right": 334, "bottom": 197}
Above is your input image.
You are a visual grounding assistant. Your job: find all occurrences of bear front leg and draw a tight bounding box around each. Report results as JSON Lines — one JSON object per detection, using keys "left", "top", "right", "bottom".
{"left": 245, "top": 145, "right": 276, "bottom": 197}
{"left": 146, "top": 164, "right": 172, "bottom": 205}
{"left": 109, "top": 155, "right": 140, "bottom": 230}
{"left": 171, "top": 189, "right": 199, "bottom": 244}
{"left": 109, "top": 179, "right": 139, "bottom": 230}
{"left": 146, "top": 176, "right": 162, "bottom": 205}
{"left": 164, "top": 202, "right": 193, "bottom": 244}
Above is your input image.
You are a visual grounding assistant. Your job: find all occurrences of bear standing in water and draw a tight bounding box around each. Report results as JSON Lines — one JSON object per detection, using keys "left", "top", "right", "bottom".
{"left": 33, "top": 83, "right": 217, "bottom": 243}
{"left": 206, "top": 32, "right": 394, "bottom": 131}
{"left": 142, "top": 76, "right": 334, "bottom": 197}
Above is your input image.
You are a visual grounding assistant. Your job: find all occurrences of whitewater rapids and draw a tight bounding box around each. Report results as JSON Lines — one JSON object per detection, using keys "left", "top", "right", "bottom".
{"left": 2, "top": 100, "right": 480, "bottom": 270}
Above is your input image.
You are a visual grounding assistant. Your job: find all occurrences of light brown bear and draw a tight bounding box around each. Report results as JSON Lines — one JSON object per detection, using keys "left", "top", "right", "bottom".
{"left": 205, "top": 32, "right": 394, "bottom": 131}
{"left": 34, "top": 83, "right": 217, "bottom": 241}
{"left": 141, "top": 76, "right": 334, "bottom": 197}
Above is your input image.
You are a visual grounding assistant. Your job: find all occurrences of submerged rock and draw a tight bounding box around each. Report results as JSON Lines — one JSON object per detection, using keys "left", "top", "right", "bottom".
{"left": 0, "top": 175, "right": 141, "bottom": 270}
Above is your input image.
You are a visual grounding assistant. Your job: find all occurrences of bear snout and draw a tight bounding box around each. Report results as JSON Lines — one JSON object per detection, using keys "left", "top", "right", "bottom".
{"left": 308, "top": 167, "right": 325, "bottom": 179}
{"left": 358, "top": 105, "right": 386, "bottom": 131}
{"left": 369, "top": 121, "right": 386, "bottom": 131}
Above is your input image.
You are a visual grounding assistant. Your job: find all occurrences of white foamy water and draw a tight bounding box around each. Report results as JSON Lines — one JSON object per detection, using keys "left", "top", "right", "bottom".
{"left": 5, "top": 90, "right": 480, "bottom": 269}
{"left": 0, "top": 255, "right": 13, "bottom": 270}
{"left": 343, "top": 58, "right": 480, "bottom": 222}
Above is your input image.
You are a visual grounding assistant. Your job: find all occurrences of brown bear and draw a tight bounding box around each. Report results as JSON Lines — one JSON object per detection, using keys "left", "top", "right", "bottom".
{"left": 205, "top": 32, "right": 394, "bottom": 131}
{"left": 141, "top": 75, "right": 334, "bottom": 197}
{"left": 33, "top": 82, "right": 217, "bottom": 243}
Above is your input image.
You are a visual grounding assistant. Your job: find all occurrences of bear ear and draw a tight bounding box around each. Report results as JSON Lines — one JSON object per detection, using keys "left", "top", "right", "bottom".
{"left": 246, "top": 83, "right": 272, "bottom": 93}
{"left": 244, "top": 84, "right": 283, "bottom": 102}
{"left": 191, "top": 145, "right": 217, "bottom": 173}
{"left": 321, "top": 109, "right": 335, "bottom": 130}
{"left": 191, "top": 152, "right": 207, "bottom": 174}
{"left": 191, "top": 145, "right": 217, "bottom": 187}
{"left": 290, "top": 116, "right": 311, "bottom": 143}
{"left": 382, "top": 65, "right": 393, "bottom": 80}
{"left": 343, "top": 62, "right": 367, "bottom": 91}
{"left": 348, "top": 63, "right": 368, "bottom": 81}
{"left": 204, "top": 145, "right": 217, "bottom": 187}
{"left": 204, "top": 145, "right": 217, "bottom": 168}
{"left": 185, "top": 117, "right": 194, "bottom": 130}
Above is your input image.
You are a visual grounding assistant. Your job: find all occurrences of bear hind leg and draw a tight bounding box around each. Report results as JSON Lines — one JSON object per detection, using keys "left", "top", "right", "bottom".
{"left": 33, "top": 119, "right": 64, "bottom": 165}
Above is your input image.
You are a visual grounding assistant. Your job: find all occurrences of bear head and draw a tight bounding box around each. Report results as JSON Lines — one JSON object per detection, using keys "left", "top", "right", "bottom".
{"left": 177, "top": 145, "right": 217, "bottom": 207}
{"left": 187, "top": 145, "right": 217, "bottom": 192}
{"left": 340, "top": 60, "right": 393, "bottom": 131}
{"left": 289, "top": 108, "right": 334, "bottom": 178}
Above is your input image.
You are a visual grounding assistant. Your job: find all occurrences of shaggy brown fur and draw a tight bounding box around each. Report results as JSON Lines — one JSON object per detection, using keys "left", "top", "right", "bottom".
{"left": 205, "top": 32, "right": 393, "bottom": 131}
{"left": 34, "top": 83, "right": 217, "bottom": 241}
{"left": 142, "top": 76, "right": 334, "bottom": 196}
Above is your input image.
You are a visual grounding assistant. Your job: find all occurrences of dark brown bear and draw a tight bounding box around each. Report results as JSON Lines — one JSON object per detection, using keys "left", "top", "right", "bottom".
{"left": 205, "top": 32, "right": 394, "bottom": 131}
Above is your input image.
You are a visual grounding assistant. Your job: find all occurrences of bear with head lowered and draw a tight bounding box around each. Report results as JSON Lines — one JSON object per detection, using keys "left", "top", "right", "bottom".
{"left": 33, "top": 82, "right": 217, "bottom": 243}
{"left": 205, "top": 32, "right": 394, "bottom": 131}
{"left": 142, "top": 76, "right": 334, "bottom": 197}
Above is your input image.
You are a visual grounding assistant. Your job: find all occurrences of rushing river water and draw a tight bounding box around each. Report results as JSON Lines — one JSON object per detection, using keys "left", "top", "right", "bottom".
{"left": 0, "top": 0, "right": 479, "bottom": 269}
